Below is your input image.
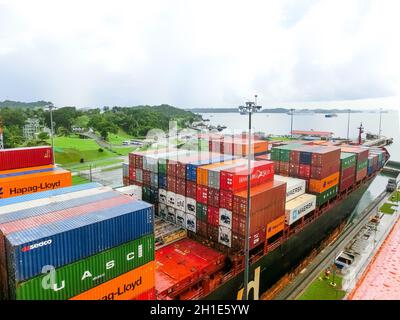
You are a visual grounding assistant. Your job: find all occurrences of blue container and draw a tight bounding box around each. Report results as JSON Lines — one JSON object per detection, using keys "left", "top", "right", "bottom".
{"left": 299, "top": 152, "right": 312, "bottom": 165}
{"left": 0, "top": 183, "right": 101, "bottom": 207}
{"left": 186, "top": 155, "right": 236, "bottom": 182}
{"left": 0, "top": 191, "right": 120, "bottom": 225}
{"left": 158, "top": 174, "right": 167, "bottom": 189}
{"left": 5, "top": 200, "right": 153, "bottom": 282}
{"left": 367, "top": 166, "right": 373, "bottom": 176}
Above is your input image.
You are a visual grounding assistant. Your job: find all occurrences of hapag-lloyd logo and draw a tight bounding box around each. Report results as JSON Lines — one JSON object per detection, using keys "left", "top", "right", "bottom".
{"left": 237, "top": 169, "right": 271, "bottom": 184}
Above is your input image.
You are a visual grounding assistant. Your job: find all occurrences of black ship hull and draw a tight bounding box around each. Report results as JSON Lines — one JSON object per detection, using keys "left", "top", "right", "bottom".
{"left": 204, "top": 178, "right": 374, "bottom": 300}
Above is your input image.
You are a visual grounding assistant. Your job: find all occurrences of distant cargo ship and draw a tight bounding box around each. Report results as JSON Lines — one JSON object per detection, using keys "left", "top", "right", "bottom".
{"left": 325, "top": 113, "right": 338, "bottom": 118}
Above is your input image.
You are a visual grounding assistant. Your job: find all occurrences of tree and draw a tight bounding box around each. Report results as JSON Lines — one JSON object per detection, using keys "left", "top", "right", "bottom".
{"left": 38, "top": 132, "right": 50, "bottom": 140}
{"left": 57, "top": 126, "right": 69, "bottom": 136}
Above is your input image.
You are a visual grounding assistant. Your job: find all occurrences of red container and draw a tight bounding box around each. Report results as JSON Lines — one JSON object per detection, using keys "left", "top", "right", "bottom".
{"left": 132, "top": 181, "right": 143, "bottom": 187}
{"left": 0, "top": 146, "right": 53, "bottom": 171}
{"left": 196, "top": 185, "right": 208, "bottom": 205}
{"left": 299, "top": 164, "right": 311, "bottom": 178}
{"left": 220, "top": 161, "right": 274, "bottom": 192}
{"left": 167, "top": 160, "right": 177, "bottom": 177}
{"left": 232, "top": 228, "right": 266, "bottom": 250}
{"left": 196, "top": 220, "right": 208, "bottom": 237}
{"left": 290, "top": 150, "right": 300, "bottom": 164}
{"left": 339, "top": 175, "right": 355, "bottom": 192}
{"left": 279, "top": 161, "right": 290, "bottom": 176}
{"left": 207, "top": 225, "right": 219, "bottom": 242}
{"left": 129, "top": 153, "right": 135, "bottom": 167}
{"left": 186, "top": 180, "right": 197, "bottom": 199}
{"left": 220, "top": 189, "right": 234, "bottom": 210}
{"left": 176, "top": 178, "right": 186, "bottom": 196}
{"left": 167, "top": 176, "right": 177, "bottom": 193}
{"left": 142, "top": 170, "right": 151, "bottom": 186}
{"left": 207, "top": 188, "right": 220, "bottom": 207}
{"left": 233, "top": 180, "right": 286, "bottom": 224}
{"left": 356, "top": 167, "right": 367, "bottom": 182}
{"left": 207, "top": 206, "right": 219, "bottom": 226}
{"left": 274, "top": 161, "right": 280, "bottom": 174}
{"left": 129, "top": 167, "right": 136, "bottom": 181}
{"left": 310, "top": 160, "right": 340, "bottom": 180}
{"left": 310, "top": 147, "right": 341, "bottom": 167}
{"left": 340, "top": 146, "right": 369, "bottom": 162}
{"left": 289, "top": 164, "right": 299, "bottom": 177}
{"left": 132, "top": 287, "right": 156, "bottom": 300}
{"left": 341, "top": 165, "right": 356, "bottom": 179}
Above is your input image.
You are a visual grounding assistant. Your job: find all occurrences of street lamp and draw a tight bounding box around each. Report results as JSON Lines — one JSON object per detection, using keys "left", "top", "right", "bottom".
{"left": 290, "top": 109, "right": 295, "bottom": 138}
{"left": 47, "top": 103, "right": 56, "bottom": 164}
{"left": 238, "top": 95, "right": 262, "bottom": 300}
{"left": 347, "top": 109, "right": 351, "bottom": 140}
{"left": 378, "top": 108, "right": 383, "bottom": 137}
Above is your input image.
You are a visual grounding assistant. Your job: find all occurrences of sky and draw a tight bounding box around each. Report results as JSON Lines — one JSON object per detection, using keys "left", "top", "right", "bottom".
{"left": 0, "top": 0, "right": 399, "bottom": 109}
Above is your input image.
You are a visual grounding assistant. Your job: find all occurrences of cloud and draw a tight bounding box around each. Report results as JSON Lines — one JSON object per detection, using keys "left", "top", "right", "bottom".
{"left": 0, "top": 0, "right": 399, "bottom": 108}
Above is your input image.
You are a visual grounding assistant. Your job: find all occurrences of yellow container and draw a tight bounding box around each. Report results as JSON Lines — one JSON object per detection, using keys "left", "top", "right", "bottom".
{"left": 309, "top": 172, "right": 339, "bottom": 194}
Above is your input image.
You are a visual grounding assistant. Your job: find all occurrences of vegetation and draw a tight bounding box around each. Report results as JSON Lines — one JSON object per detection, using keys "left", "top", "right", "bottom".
{"left": 389, "top": 191, "right": 400, "bottom": 203}
{"left": 379, "top": 203, "right": 397, "bottom": 215}
{"left": 298, "top": 271, "right": 346, "bottom": 300}
{"left": 0, "top": 101, "right": 201, "bottom": 148}
{"left": 72, "top": 175, "right": 90, "bottom": 185}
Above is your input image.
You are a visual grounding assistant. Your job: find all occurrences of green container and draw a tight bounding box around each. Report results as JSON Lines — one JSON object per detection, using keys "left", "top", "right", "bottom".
{"left": 15, "top": 234, "right": 154, "bottom": 300}
{"left": 158, "top": 161, "right": 167, "bottom": 175}
{"left": 270, "top": 148, "right": 280, "bottom": 161}
{"left": 142, "top": 186, "right": 151, "bottom": 202}
{"left": 340, "top": 152, "right": 356, "bottom": 170}
{"left": 196, "top": 203, "right": 207, "bottom": 221}
{"left": 316, "top": 185, "right": 338, "bottom": 207}
{"left": 357, "top": 159, "right": 368, "bottom": 171}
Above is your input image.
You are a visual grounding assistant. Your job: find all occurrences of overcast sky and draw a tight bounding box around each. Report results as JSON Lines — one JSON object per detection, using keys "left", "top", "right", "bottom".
{"left": 0, "top": 0, "right": 399, "bottom": 109}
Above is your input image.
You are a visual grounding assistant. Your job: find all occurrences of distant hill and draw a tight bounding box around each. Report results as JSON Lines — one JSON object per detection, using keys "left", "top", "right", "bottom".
{"left": 0, "top": 100, "right": 51, "bottom": 109}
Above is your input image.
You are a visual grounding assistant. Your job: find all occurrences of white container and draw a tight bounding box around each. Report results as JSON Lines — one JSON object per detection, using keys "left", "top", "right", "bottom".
{"left": 186, "top": 213, "right": 197, "bottom": 232}
{"left": 285, "top": 193, "right": 316, "bottom": 225}
{"left": 167, "top": 206, "right": 176, "bottom": 224}
{"left": 176, "top": 210, "right": 186, "bottom": 227}
{"left": 175, "top": 194, "right": 186, "bottom": 211}
{"left": 275, "top": 175, "right": 306, "bottom": 202}
{"left": 185, "top": 197, "right": 196, "bottom": 215}
{"left": 219, "top": 208, "right": 232, "bottom": 229}
{"left": 159, "top": 189, "right": 167, "bottom": 204}
{"left": 158, "top": 203, "right": 167, "bottom": 218}
{"left": 115, "top": 185, "right": 142, "bottom": 201}
{"left": 218, "top": 226, "right": 232, "bottom": 247}
{"left": 166, "top": 191, "right": 176, "bottom": 207}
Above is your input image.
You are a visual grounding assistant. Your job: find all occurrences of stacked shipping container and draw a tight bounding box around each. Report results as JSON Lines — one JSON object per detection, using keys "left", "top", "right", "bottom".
{"left": 0, "top": 184, "right": 155, "bottom": 300}
{"left": 208, "top": 135, "right": 268, "bottom": 157}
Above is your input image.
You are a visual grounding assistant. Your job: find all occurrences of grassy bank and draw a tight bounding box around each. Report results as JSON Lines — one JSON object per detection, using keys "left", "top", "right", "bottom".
{"left": 298, "top": 271, "right": 346, "bottom": 300}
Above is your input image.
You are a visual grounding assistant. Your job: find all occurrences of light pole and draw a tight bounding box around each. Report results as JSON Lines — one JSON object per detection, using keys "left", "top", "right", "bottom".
{"left": 378, "top": 108, "right": 383, "bottom": 137}
{"left": 290, "top": 109, "right": 295, "bottom": 138}
{"left": 347, "top": 109, "right": 351, "bottom": 140}
{"left": 238, "top": 95, "right": 262, "bottom": 300}
{"left": 47, "top": 103, "right": 56, "bottom": 164}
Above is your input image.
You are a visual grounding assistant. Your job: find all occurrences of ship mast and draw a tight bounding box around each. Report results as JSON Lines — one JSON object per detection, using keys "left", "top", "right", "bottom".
{"left": 357, "top": 122, "right": 364, "bottom": 145}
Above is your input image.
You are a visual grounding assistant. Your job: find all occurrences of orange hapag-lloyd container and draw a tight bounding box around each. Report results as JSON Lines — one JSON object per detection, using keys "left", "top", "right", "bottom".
{"left": 266, "top": 216, "right": 285, "bottom": 239}
{"left": 70, "top": 261, "right": 155, "bottom": 300}
{"left": 309, "top": 172, "right": 339, "bottom": 193}
{"left": 0, "top": 166, "right": 72, "bottom": 199}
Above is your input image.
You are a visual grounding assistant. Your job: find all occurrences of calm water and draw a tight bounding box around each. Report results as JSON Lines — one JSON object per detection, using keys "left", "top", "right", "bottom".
{"left": 202, "top": 111, "right": 400, "bottom": 160}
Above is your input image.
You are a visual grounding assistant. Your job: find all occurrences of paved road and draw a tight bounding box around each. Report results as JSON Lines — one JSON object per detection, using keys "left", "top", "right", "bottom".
{"left": 274, "top": 189, "right": 390, "bottom": 300}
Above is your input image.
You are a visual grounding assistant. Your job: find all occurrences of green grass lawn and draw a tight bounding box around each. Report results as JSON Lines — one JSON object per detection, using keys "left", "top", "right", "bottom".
{"left": 389, "top": 191, "right": 400, "bottom": 203}
{"left": 72, "top": 175, "right": 90, "bottom": 185}
{"left": 49, "top": 136, "right": 116, "bottom": 167}
{"left": 298, "top": 272, "right": 346, "bottom": 300}
{"left": 379, "top": 203, "right": 397, "bottom": 215}
{"left": 107, "top": 129, "right": 135, "bottom": 145}
{"left": 68, "top": 158, "right": 123, "bottom": 171}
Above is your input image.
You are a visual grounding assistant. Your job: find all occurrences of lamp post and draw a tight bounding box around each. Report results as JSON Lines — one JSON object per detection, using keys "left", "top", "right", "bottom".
{"left": 347, "top": 109, "right": 351, "bottom": 140}
{"left": 238, "top": 95, "right": 262, "bottom": 300}
{"left": 47, "top": 103, "right": 56, "bottom": 164}
{"left": 378, "top": 108, "right": 383, "bottom": 137}
{"left": 290, "top": 109, "right": 295, "bottom": 138}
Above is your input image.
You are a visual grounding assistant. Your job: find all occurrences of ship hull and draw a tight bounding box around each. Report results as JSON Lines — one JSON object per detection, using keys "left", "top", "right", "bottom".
{"left": 204, "top": 178, "right": 374, "bottom": 300}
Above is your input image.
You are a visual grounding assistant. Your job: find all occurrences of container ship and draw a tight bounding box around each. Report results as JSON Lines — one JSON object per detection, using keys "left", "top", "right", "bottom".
{"left": 0, "top": 135, "right": 389, "bottom": 300}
